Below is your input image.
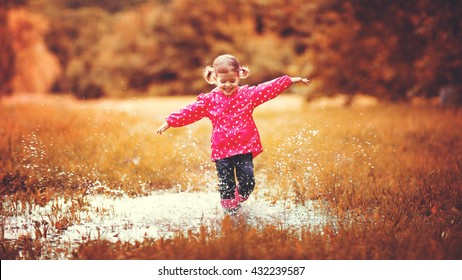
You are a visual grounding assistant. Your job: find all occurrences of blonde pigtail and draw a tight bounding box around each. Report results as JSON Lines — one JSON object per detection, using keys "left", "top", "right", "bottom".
{"left": 239, "top": 66, "right": 250, "bottom": 79}
{"left": 203, "top": 66, "right": 216, "bottom": 85}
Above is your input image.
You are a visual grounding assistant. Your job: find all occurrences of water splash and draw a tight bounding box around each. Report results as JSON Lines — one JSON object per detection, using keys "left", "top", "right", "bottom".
{"left": 1, "top": 188, "right": 333, "bottom": 259}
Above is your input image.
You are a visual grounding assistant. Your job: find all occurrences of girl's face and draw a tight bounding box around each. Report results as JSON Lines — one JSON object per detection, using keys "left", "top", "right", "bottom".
{"left": 216, "top": 71, "right": 240, "bottom": 96}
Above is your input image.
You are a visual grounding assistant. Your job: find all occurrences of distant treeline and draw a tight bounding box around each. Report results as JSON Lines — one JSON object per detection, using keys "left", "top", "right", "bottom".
{"left": 2, "top": 0, "right": 461, "bottom": 100}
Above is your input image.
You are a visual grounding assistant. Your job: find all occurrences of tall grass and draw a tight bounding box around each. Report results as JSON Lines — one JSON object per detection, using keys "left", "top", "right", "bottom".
{"left": 1, "top": 95, "right": 461, "bottom": 259}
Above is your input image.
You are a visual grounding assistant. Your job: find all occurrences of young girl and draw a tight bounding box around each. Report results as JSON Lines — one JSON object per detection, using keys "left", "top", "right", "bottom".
{"left": 157, "top": 54, "right": 309, "bottom": 215}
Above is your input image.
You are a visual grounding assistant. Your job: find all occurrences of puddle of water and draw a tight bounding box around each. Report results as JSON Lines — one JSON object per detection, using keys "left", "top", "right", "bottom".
{"left": 1, "top": 190, "right": 332, "bottom": 259}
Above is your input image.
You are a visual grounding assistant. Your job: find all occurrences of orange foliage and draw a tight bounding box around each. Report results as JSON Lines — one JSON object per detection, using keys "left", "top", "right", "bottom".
{"left": 7, "top": 9, "right": 61, "bottom": 94}
{"left": 0, "top": 7, "right": 15, "bottom": 95}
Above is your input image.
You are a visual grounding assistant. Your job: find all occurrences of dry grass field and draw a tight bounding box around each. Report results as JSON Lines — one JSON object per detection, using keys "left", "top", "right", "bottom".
{"left": 0, "top": 94, "right": 461, "bottom": 259}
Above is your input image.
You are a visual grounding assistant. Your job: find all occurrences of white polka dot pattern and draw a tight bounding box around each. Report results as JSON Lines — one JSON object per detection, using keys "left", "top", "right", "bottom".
{"left": 166, "top": 75, "right": 293, "bottom": 161}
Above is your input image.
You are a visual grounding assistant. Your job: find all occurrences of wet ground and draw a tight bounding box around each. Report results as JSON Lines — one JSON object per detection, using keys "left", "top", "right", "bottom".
{"left": 2, "top": 189, "right": 332, "bottom": 259}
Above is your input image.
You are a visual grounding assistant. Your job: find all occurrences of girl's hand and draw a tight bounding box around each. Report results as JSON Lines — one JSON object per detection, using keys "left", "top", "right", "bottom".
{"left": 156, "top": 122, "right": 170, "bottom": 135}
{"left": 291, "top": 77, "right": 310, "bottom": 85}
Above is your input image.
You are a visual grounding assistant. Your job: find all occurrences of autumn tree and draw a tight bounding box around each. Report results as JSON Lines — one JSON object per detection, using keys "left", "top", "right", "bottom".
{"left": 411, "top": 0, "right": 462, "bottom": 97}
{"left": 0, "top": 7, "right": 15, "bottom": 95}
{"left": 303, "top": 0, "right": 462, "bottom": 100}
{"left": 22, "top": 0, "right": 462, "bottom": 100}
{"left": 0, "top": 0, "right": 27, "bottom": 96}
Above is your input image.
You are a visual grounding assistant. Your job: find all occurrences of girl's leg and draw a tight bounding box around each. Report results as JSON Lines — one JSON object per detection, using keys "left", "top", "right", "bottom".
{"left": 215, "top": 157, "right": 238, "bottom": 210}
{"left": 235, "top": 153, "right": 255, "bottom": 202}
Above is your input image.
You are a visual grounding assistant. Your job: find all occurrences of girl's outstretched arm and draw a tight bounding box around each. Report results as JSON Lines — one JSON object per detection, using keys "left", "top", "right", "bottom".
{"left": 248, "top": 75, "right": 310, "bottom": 108}
{"left": 156, "top": 122, "right": 170, "bottom": 135}
{"left": 156, "top": 94, "right": 207, "bottom": 135}
{"left": 290, "top": 77, "right": 310, "bottom": 84}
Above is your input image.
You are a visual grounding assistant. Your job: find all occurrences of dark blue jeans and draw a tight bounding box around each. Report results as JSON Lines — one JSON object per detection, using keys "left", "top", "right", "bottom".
{"left": 215, "top": 153, "right": 255, "bottom": 201}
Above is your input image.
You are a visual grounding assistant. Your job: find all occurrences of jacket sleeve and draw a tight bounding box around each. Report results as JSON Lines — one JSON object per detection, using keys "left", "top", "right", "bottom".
{"left": 248, "top": 75, "right": 293, "bottom": 108}
{"left": 166, "top": 94, "right": 207, "bottom": 127}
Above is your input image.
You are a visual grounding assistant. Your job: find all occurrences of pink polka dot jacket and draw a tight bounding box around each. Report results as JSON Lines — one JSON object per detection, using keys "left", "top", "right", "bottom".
{"left": 166, "top": 75, "right": 293, "bottom": 161}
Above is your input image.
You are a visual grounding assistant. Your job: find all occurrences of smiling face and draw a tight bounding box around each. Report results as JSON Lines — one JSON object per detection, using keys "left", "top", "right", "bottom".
{"left": 216, "top": 71, "right": 240, "bottom": 96}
